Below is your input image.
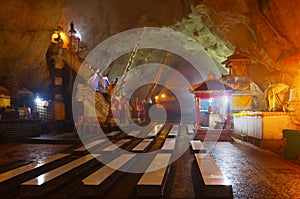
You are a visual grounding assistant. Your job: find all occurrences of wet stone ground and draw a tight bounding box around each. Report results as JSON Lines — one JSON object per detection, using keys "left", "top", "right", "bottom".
{"left": 0, "top": 129, "right": 300, "bottom": 198}
{"left": 0, "top": 143, "right": 74, "bottom": 173}
{"left": 209, "top": 141, "right": 300, "bottom": 199}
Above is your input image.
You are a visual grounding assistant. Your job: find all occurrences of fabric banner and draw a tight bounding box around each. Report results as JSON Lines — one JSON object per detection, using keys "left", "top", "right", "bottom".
{"left": 231, "top": 95, "right": 252, "bottom": 110}
{"left": 0, "top": 98, "right": 10, "bottom": 107}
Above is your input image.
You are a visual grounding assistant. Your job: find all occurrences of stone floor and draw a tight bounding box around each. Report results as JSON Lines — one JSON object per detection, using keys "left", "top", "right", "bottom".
{"left": 0, "top": 129, "right": 300, "bottom": 199}
{"left": 0, "top": 132, "right": 78, "bottom": 174}
{"left": 209, "top": 141, "right": 300, "bottom": 199}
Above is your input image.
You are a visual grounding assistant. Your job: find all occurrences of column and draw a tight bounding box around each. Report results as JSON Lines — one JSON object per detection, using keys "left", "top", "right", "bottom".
{"left": 52, "top": 54, "right": 66, "bottom": 120}
{"left": 195, "top": 96, "right": 201, "bottom": 129}
{"left": 226, "top": 95, "right": 231, "bottom": 129}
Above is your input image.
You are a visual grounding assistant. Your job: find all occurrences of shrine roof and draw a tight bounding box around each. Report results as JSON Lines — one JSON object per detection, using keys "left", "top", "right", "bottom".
{"left": 221, "top": 48, "right": 251, "bottom": 65}
{"left": 190, "top": 79, "right": 235, "bottom": 92}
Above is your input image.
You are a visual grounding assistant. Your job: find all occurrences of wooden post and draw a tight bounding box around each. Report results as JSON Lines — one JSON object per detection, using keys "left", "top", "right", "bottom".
{"left": 52, "top": 54, "right": 65, "bottom": 121}
{"left": 195, "top": 96, "right": 201, "bottom": 129}
{"left": 226, "top": 95, "right": 231, "bottom": 129}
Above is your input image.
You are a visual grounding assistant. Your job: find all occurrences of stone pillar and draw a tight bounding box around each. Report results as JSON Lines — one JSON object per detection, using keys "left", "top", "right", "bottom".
{"left": 226, "top": 95, "right": 231, "bottom": 129}
{"left": 52, "top": 54, "right": 65, "bottom": 120}
{"left": 195, "top": 96, "right": 201, "bottom": 129}
{"left": 222, "top": 95, "right": 227, "bottom": 118}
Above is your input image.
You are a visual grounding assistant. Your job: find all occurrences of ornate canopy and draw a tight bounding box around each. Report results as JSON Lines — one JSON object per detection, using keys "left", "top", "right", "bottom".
{"left": 190, "top": 72, "right": 235, "bottom": 99}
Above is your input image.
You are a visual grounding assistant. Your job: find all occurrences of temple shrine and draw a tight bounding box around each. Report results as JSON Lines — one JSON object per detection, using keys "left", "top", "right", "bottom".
{"left": 190, "top": 72, "right": 234, "bottom": 135}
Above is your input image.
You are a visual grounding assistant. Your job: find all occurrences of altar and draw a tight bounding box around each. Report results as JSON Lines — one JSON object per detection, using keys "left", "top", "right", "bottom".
{"left": 233, "top": 111, "right": 296, "bottom": 150}
{"left": 0, "top": 108, "right": 42, "bottom": 137}
{"left": 190, "top": 72, "right": 234, "bottom": 132}
{"left": 0, "top": 119, "right": 42, "bottom": 137}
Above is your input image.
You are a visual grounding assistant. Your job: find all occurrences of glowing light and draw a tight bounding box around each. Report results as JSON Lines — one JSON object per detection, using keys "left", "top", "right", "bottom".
{"left": 59, "top": 32, "right": 69, "bottom": 48}
{"left": 208, "top": 98, "right": 213, "bottom": 105}
{"left": 35, "top": 96, "right": 49, "bottom": 107}
{"left": 51, "top": 32, "right": 59, "bottom": 42}
{"left": 37, "top": 174, "right": 46, "bottom": 185}
{"left": 35, "top": 96, "right": 42, "bottom": 104}
{"left": 155, "top": 95, "right": 159, "bottom": 103}
{"left": 74, "top": 32, "right": 81, "bottom": 40}
{"left": 224, "top": 96, "right": 229, "bottom": 104}
{"left": 161, "top": 93, "right": 166, "bottom": 99}
{"left": 51, "top": 31, "right": 69, "bottom": 48}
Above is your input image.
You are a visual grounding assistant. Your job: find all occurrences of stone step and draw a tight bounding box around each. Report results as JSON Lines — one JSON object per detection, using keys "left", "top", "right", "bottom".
{"left": 20, "top": 154, "right": 100, "bottom": 197}
{"left": 100, "top": 139, "right": 131, "bottom": 153}
{"left": 0, "top": 153, "right": 72, "bottom": 194}
{"left": 187, "top": 124, "right": 194, "bottom": 134}
{"left": 190, "top": 140, "right": 206, "bottom": 153}
{"left": 105, "top": 131, "right": 121, "bottom": 137}
{"left": 80, "top": 154, "right": 135, "bottom": 196}
{"left": 194, "top": 154, "right": 233, "bottom": 198}
{"left": 168, "top": 124, "right": 179, "bottom": 137}
{"left": 146, "top": 123, "right": 164, "bottom": 138}
{"left": 161, "top": 138, "right": 176, "bottom": 152}
{"left": 132, "top": 139, "right": 154, "bottom": 152}
{"left": 136, "top": 153, "right": 171, "bottom": 197}
{"left": 73, "top": 139, "right": 105, "bottom": 154}
{"left": 126, "top": 130, "right": 142, "bottom": 137}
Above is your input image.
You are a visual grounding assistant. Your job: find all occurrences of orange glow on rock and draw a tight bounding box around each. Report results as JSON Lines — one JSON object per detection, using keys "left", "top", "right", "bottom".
{"left": 51, "top": 31, "right": 69, "bottom": 49}
{"left": 281, "top": 51, "right": 300, "bottom": 68}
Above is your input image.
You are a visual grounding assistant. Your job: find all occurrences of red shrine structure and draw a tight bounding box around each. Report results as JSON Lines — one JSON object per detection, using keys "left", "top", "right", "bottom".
{"left": 190, "top": 72, "right": 235, "bottom": 134}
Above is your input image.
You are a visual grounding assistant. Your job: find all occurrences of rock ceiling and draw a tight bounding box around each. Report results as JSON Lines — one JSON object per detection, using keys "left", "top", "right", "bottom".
{"left": 0, "top": 0, "right": 300, "bottom": 98}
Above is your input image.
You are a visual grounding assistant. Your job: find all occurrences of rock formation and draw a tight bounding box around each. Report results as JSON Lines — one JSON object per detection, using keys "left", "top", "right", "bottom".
{"left": 1, "top": 0, "right": 300, "bottom": 98}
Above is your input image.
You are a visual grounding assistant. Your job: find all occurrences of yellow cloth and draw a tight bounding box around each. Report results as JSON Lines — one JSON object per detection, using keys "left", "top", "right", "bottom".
{"left": 54, "top": 102, "right": 65, "bottom": 120}
{"left": 231, "top": 95, "right": 252, "bottom": 108}
{"left": 0, "top": 98, "right": 10, "bottom": 107}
